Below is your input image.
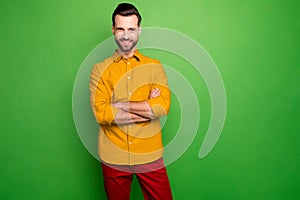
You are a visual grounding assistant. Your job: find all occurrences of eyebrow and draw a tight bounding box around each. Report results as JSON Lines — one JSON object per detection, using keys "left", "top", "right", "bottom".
{"left": 115, "top": 27, "right": 138, "bottom": 30}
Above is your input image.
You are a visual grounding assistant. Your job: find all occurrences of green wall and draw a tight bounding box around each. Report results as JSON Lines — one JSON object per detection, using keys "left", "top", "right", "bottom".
{"left": 1, "top": 0, "right": 299, "bottom": 199}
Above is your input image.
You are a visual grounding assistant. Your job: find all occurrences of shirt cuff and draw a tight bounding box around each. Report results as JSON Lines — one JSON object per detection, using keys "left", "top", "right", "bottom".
{"left": 147, "top": 98, "right": 168, "bottom": 117}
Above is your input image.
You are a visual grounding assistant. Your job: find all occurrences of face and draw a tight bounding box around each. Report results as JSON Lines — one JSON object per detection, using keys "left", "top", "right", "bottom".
{"left": 112, "top": 15, "right": 141, "bottom": 54}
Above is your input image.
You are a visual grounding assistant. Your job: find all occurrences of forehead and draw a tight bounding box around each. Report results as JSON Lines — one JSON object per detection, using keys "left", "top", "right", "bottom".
{"left": 114, "top": 15, "right": 139, "bottom": 28}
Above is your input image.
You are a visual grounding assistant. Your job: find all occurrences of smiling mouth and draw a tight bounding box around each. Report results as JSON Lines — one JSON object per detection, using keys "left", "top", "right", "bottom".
{"left": 123, "top": 41, "right": 130, "bottom": 44}
{"left": 121, "top": 40, "right": 131, "bottom": 46}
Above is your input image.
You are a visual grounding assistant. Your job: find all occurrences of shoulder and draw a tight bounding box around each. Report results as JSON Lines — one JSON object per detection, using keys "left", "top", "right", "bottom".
{"left": 136, "top": 52, "right": 167, "bottom": 76}
{"left": 91, "top": 55, "right": 115, "bottom": 75}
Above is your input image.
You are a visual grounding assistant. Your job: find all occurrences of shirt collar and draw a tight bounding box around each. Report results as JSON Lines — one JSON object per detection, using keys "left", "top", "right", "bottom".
{"left": 113, "top": 50, "right": 141, "bottom": 63}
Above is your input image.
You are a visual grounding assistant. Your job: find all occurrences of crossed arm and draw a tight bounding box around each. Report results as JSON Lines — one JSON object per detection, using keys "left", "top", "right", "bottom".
{"left": 111, "top": 88, "right": 161, "bottom": 125}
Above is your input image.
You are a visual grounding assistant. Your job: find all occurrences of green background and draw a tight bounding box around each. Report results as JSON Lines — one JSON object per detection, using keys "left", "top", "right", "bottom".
{"left": 1, "top": 0, "right": 299, "bottom": 199}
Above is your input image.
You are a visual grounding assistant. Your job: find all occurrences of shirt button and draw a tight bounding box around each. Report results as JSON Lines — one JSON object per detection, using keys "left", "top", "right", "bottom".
{"left": 128, "top": 76, "right": 131, "bottom": 80}
{"left": 129, "top": 141, "right": 132, "bottom": 145}
{"left": 127, "top": 62, "right": 130, "bottom": 64}
{"left": 129, "top": 125, "right": 132, "bottom": 128}
{"left": 129, "top": 92, "right": 132, "bottom": 96}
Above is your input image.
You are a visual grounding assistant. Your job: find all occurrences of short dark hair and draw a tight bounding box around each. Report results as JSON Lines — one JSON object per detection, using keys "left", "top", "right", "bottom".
{"left": 112, "top": 3, "right": 142, "bottom": 26}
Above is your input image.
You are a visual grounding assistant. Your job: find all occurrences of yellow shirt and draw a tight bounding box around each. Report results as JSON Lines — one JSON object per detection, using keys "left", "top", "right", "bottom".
{"left": 89, "top": 50, "right": 170, "bottom": 165}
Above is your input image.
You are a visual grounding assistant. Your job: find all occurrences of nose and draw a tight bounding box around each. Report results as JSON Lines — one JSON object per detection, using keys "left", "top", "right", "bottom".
{"left": 123, "top": 30, "right": 130, "bottom": 39}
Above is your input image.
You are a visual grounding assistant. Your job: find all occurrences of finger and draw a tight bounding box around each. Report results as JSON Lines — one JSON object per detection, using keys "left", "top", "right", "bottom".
{"left": 149, "top": 88, "right": 157, "bottom": 97}
{"left": 149, "top": 89, "right": 155, "bottom": 98}
{"left": 150, "top": 88, "right": 161, "bottom": 98}
{"left": 153, "top": 89, "right": 160, "bottom": 97}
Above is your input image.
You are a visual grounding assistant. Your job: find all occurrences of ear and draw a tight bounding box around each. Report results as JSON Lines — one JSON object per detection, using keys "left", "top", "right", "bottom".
{"left": 138, "top": 26, "right": 142, "bottom": 35}
{"left": 112, "top": 26, "right": 115, "bottom": 34}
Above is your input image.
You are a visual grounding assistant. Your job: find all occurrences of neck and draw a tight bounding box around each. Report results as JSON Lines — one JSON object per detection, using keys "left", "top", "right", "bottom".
{"left": 117, "top": 48, "right": 136, "bottom": 59}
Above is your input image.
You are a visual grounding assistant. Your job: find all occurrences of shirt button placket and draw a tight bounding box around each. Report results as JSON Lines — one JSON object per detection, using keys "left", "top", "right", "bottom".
{"left": 127, "top": 58, "right": 133, "bottom": 100}
{"left": 126, "top": 58, "right": 133, "bottom": 165}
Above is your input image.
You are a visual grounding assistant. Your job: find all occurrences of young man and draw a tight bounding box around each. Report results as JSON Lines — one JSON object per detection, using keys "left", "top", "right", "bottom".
{"left": 89, "top": 3, "right": 173, "bottom": 199}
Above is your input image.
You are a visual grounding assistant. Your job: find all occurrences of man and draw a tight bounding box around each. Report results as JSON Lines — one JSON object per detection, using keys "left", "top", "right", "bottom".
{"left": 89, "top": 3, "right": 173, "bottom": 200}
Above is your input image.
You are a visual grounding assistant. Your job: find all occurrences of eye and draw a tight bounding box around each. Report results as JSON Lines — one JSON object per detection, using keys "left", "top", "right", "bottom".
{"left": 115, "top": 27, "right": 125, "bottom": 33}
{"left": 128, "top": 28, "right": 137, "bottom": 33}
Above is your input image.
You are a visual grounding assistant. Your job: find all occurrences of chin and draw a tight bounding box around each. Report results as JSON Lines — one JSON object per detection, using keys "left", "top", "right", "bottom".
{"left": 122, "top": 48, "right": 133, "bottom": 53}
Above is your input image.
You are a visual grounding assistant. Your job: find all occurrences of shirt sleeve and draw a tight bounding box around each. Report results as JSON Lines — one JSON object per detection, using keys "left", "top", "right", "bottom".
{"left": 89, "top": 64, "right": 118, "bottom": 125}
{"left": 147, "top": 63, "right": 171, "bottom": 118}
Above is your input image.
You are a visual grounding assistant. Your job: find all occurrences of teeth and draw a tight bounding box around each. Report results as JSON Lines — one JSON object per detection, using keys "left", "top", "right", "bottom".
{"left": 122, "top": 41, "right": 130, "bottom": 45}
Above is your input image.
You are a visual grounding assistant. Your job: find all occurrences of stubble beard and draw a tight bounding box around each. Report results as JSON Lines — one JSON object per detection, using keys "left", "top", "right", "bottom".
{"left": 115, "top": 38, "right": 138, "bottom": 53}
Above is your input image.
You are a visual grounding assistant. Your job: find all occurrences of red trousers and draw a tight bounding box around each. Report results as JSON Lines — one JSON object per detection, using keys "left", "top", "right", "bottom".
{"left": 101, "top": 158, "right": 173, "bottom": 200}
